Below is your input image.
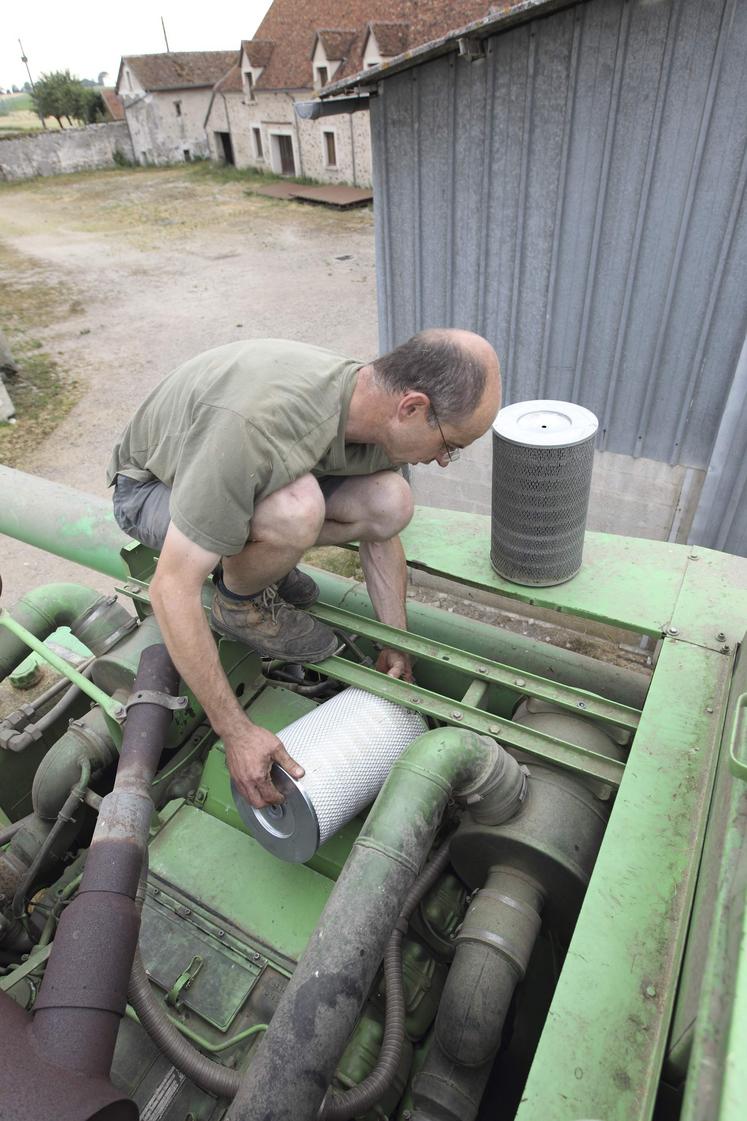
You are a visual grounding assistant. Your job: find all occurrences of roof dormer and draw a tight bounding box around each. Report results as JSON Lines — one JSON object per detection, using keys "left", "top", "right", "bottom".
{"left": 311, "top": 29, "right": 357, "bottom": 89}
{"left": 363, "top": 22, "right": 410, "bottom": 69}
{"left": 240, "top": 39, "right": 274, "bottom": 98}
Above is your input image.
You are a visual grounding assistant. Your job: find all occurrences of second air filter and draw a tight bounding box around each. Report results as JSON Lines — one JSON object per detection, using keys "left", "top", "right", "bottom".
{"left": 491, "top": 400, "right": 598, "bottom": 586}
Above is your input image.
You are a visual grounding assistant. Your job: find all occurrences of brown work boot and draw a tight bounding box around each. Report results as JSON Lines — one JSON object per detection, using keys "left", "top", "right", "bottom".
{"left": 210, "top": 585, "right": 338, "bottom": 663}
{"left": 276, "top": 567, "right": 319, "bottom": 608}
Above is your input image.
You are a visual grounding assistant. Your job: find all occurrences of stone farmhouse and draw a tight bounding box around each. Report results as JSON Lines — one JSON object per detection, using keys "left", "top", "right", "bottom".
{"left": 116, "top": 52, "right": 237, "bottom": 165}
{"left": 205, "top": 1, "right": 497, "bottom": 186}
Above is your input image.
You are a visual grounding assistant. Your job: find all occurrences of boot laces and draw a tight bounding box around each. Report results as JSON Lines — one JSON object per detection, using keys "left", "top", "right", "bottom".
{"left": 258, "top": 585, "right": 281, "bottom": 623}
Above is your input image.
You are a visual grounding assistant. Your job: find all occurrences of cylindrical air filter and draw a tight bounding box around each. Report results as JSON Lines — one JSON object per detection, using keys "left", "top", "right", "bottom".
{"left": 491, "top": 400, "right": 598, "bottom": 586}
{"left": 232, "top": 688, "right": 427, "bottom": 863}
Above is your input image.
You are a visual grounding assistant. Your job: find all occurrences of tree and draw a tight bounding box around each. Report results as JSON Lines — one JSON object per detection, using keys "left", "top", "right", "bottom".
{"left": 31, "top": 70, "right": 103, "bottom": 127}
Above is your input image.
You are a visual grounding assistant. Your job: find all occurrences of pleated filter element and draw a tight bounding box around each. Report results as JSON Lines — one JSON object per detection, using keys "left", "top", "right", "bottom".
{"left": 232, "top": 688, "right": 428, "bottom": 863}
{"left": 491, "top": 400, "right": 598, "bottom": 587}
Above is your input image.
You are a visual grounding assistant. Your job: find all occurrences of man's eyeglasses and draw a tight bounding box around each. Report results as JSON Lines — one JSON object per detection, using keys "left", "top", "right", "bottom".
{"left": 430, "top": 406, "right": 462, "bottom": 463}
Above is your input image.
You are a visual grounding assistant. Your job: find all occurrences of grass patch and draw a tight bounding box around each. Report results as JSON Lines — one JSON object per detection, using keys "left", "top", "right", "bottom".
{"left": 304, "top": 546, "right": 364, "bottom": 582}
{"left": 0, "top": 241, "right": 81, "bottom": 464}
{"left": 0, "top": 349, "right": 80, "bottom": 466}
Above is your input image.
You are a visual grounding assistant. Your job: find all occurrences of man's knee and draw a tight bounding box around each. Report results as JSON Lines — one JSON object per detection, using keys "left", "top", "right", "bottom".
{"left": 253, "top": 474, "right": 326, "bottom": 550}
{"left": 363, "top": 472, "right": 414, "bottom": 540}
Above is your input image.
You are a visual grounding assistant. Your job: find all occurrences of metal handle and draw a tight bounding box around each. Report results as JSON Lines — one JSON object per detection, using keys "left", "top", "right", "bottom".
{"left": 728, "top": 693, "right": 747, "bottom": 782}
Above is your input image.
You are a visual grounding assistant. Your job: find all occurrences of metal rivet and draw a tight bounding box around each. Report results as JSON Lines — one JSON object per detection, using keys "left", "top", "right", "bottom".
{"left": 689, "top": 554, "right": 698, "bottom": 560}
{"left": 153, "top": 888, "right": 160, "bottom": 896}
{"left": 409, "top": 696, "right": 420, "bottom": 704}
{"left": 477, "top": 666, "right": 488, "bottom": 674}
{"left": 451, "top": 711, "right": 463, "bottom": 720}
{"left": 716, "top": 632, "right": 726, "bottom": 641}
{"left": 706, "top": 706, "right": 714, "bottom": 714}
{"left": 667, "top": 627, "right": 679, "bottom": 636}
{"left": 218, "top": 930, "right": 225, "bottom": 939}
{"left": 577, "top": 701, "right": 587, "bottom": 710}
{"left": 514, "top": 678, "right": 526, "bottom": 687}
{"left": 645, "top": 984, "right": 656, "bottom": 998}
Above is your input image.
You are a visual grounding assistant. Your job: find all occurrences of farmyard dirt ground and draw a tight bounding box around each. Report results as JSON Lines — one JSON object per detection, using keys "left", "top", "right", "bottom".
{"left": 0, "top": 164, "right": 379, "bottom": 602}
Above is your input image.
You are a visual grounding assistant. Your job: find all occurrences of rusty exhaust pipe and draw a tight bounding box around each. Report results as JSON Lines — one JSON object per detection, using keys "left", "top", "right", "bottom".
{"left": 0, "top": 643, "right": 181, "bottom": 1121}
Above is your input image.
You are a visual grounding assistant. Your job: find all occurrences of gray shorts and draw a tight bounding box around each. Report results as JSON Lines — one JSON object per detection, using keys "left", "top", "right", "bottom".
{"left": 112, "top": 473, "right": 348, "bottom": 553}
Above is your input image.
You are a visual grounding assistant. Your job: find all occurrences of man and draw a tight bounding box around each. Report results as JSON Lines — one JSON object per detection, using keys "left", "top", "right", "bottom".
{"left": 108, "top": 329, "right": 501, "bottom": 808}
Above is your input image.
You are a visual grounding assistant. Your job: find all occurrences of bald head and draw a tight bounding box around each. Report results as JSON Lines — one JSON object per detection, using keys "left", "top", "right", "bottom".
{"left": 371, "top": 327, "right": 501, "bottom": 426}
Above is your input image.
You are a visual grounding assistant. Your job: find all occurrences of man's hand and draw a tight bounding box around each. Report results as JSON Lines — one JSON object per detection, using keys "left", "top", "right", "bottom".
{"left": 376, "top": 647, "right": 414, "bottom": 682}
{"left": 224, "top": 722, "right": 305, "bottom": 808}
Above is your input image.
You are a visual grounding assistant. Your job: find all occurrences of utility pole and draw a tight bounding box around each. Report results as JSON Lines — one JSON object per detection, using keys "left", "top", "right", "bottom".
{"left": 18, "top": 39, "right": 46, "bottom": 129}
{"left": 161, "top": 17, "right": 171, "bottom": 53}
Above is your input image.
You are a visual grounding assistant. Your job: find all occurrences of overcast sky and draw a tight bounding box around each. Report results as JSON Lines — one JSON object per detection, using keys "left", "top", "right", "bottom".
{"left": 1, "top": 1, "right": 272, "bottom": 91}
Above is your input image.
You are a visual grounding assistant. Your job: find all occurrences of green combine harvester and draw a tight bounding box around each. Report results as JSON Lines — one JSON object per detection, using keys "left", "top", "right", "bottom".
{"left": 0, "top": 464, "right": 745, "bottom": 1121}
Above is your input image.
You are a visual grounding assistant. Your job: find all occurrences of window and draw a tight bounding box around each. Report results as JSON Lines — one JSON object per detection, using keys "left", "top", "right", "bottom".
{"left": 245, "top": 71, "right": 254, "bottom": 100}
{"left": 183, "top": 149, "right": 191, "bottom": 161}
{"left": 323, "top": 130, "right": 337, "bottom": 168}
{"left": 174, "top": 100, "right": 182, "bottom": 117}
{"left": 253, "top": 127, "right": 263, "bottom": 160}
{"left": 316, "top": 66, "right": 328, "bottom": 88}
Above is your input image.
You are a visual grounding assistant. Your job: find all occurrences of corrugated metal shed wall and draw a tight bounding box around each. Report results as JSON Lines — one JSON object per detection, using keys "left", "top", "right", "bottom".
{"left": 370, "top": 0, "right": 747, "bottom": 552}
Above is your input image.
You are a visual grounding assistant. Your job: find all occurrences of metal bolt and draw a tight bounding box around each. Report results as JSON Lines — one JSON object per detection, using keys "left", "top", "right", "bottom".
{"left": 721, "top": 645, "right": 731, "bottom": 654}
{"left": 689, "top": 553, "right": 698, "bottom": 560}
{"left": 645, "top": 984, "right": 657, "bottom": 998}
{"left": 409, "top": 696, "right": 420, "bottom": 704}
{"left": 153, "top": 888, "right": 160, "bottom": 896}
{"left": 218, "top": 930, "right": 225, "bottom": 939}
{"left": 716, "top": 632, "right": 726, "bottom": 642}
{"left": 514, "top": 678, "right": 526, "bottom": 688}
{"left": 489, "top": 724, "right": 501, "bottom": 734}
{"left": 477, "top": 665, "right": 488, "bottom": 674}
{"left": 706, "top": 706, "right": 714, "bottom": 714}
{"left": 577, "top": 701, "right": 588, "bottom": 710}
{"left": 667, "top": 626, "right": 679, "bottom": 636}
{"left": 451, "top": 711, "right": 463, "bottom": 721}
{"left": 252, "top": 951, "right": 260, "bottom": 961}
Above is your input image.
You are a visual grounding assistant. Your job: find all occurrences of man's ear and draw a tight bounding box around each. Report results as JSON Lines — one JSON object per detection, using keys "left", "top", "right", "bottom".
{"left": 398, "top": 390, "right": 430, "bottom": 420}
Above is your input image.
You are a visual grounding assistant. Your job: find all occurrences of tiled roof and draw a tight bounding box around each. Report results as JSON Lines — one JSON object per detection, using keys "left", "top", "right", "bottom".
{"left": 122, "top": 51, "right": 239, "bottom": 92}
{"left": 100, "top": 87, "right": 125, "bottom": 121}
{"left": 367, "top": 21, "right": 410, "bottom": 56}
{"left": 214, "top": 64, "right": 243, "bottom": 94}
{"left": 315, "top": 29, "right": 359, "bottom": 60}
{"left": 241, "top": 40, "right": 275, "bottom": 69}
{"left": 235, "top": 1, "right": 497, "bottom": 92}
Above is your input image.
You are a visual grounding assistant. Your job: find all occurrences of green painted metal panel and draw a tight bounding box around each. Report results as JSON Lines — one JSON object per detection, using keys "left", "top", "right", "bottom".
{"left": 399, "top": 510, "right": 691, "bottom": 636}
{"left": 516, "top": 638, "right": 734, "bottom": 1121}
{"left": 147, "top": 804, "right": 334, "bottom": 964}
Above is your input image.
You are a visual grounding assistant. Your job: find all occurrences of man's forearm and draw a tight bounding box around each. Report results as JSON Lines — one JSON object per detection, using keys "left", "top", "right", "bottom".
{"left": 149, "top": 578, "right": 248, "bottom": 739}
{"left": 359, "top": 536, "right": 408, "bottom": 630}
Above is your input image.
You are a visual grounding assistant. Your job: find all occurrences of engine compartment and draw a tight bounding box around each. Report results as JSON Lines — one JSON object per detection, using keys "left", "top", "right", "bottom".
{"left": 1, "top": 475, "right": 746, "bottom": 1121}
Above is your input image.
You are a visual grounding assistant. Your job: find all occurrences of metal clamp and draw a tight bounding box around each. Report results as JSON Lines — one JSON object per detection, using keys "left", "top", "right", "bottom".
{"left": 125, "top": 690, "right": 189, "bottom": 713}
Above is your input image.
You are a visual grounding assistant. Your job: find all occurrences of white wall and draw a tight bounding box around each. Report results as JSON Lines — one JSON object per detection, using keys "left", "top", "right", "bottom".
{"left": 0, "top": 122, "right": 134, "bottom": 181}
{"left": 207, "top": 90, "right": 373, "bottom": 186}
{"left": 125, "top": 88, "right": 214, "bottom": 165}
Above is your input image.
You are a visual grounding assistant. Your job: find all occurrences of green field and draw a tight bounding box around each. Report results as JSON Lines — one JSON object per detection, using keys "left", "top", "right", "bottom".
{"left": 0, "top": 92, "right": 62, "bottom": 133}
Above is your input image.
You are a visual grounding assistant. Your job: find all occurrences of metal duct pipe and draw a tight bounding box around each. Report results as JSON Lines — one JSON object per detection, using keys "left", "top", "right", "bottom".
{"left": 0, "top": 465, "right": 131, "bottom": 581}
{"left": 225, "top": 728, "right": 527, "bottom": 1121}
{"left": 411, "top": 867, "right": 544, "bottom": 1121}
{"left": 0, "top": 583, "right": 101, "bottom": 680}
{"left": 27, "top": 645, "right": 179, "bottom": 1084}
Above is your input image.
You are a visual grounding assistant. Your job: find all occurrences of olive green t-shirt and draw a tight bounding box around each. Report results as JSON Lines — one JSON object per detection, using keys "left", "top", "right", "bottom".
{"left": 107, "top": 339, "right": 393, "bottom": 555}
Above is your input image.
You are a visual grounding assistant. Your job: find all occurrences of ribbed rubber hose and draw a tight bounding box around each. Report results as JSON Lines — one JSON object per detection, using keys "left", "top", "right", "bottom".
{"left": 321, "top": 841, "right": 452, "bottom": 1120}
{"left": 127, "top": 844, "right": 452, "bottom": 1114}
{"left": 129, "top": 948, "right": 240, "bottom": 1100}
